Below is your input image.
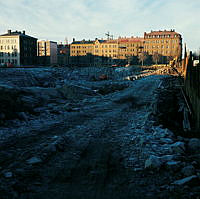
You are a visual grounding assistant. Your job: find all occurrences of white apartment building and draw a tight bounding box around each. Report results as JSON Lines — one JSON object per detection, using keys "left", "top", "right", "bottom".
{"left": 0, "top": 30, "right": 37, "bottom": 66}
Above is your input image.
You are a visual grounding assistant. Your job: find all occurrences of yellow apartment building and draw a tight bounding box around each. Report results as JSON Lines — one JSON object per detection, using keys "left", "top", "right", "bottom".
{"left": 144, "top": 30, "right": 182, "bottom": 59}
{"left": 70, "top": 39, "right": 94, "bottom": 57}
{"left": 94, "top": 39, "right": 118, "bottom": 58}
{"left": 118, "top": 37, "right": 144, "bottom": 59}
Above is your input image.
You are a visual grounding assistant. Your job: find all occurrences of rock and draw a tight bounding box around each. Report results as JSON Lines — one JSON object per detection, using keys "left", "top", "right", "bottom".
{"left": 58, "top": 84, "right": 96, "bottom": 99}
{"left": 0, "top": 84, "right": 24, "bottom": 120}
{"left": 134, "top": 168, "right": 143, "bottom": 172}
{"left": 160, "top": 155, "right": 175, "bottom": 163}
{"left": 188, "top": 138, "right": 200, "bottom": 153}
{"left": 172, "top": 175, "right": 198, "bottom": 186}
{"left": 170, "top": 142, "right": 185, "bottom": 154}
{"left": 165, "top": 161, "right": 182, "bottom": 171}
{"left": 181, "top": 165, "right": 196, "bottom": 177}
{"left": 44, "top": 144, "right": 57, "bottom": 153}
{"left": 164, "top": 129, "right": 174, "bottom": 137}
{"left": 17, "top": 112, "right": 28, "bottom": 122}
{"left": 177, "top": 136, "right": 184, "bottom": 141}
{"left": 4, "top": 171, "right": 13, "bottom": 178}
{"left": 189, "top": 154, "right": 200, "bottom": 164}
{"left": 21, "top": 95, "right": 40, "bottom": 109}
{"left": 153, "top": 127, "right": 174, "bottom": 139}
{"left": 160, "top": 138, "right": 174, "bottom": 144}
{"left": 161, "top": 144, "right": 172, "bottom": 153}
{"left": 145, "top": 155, "right": 162, "bottom": 169}
{"left": 26, "top": 157, "right": 42, "bottom": 165}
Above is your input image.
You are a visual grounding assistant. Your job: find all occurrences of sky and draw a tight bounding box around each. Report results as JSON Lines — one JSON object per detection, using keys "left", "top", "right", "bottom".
{"left": 0, "top": 0, "right": 199, "bottom": 51}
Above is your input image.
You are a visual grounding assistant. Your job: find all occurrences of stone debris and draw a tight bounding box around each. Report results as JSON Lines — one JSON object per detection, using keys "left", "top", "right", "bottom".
{"left": 165, "top": 161, "right": 182, "bottom": 171}
{"left": 181, "top": 165, "right": 196, "bottom": 177}
{"left": 3, "top": 171, "right": 13, "bottom": 178}
{"left": 0, "top": 67, "right": 199, "bottom": 198}
{"left": 172, "top": 175, "right": 198, "bottom": 186}
{"left": 170, "top": 142, "right": 185, "bottom": 154}
{"left": 188, "top": 138, "right": 200, "bottom": 153}
{"left": 145, "top": 155, "right": 162, "bottom": 169}
{"left": 26, "top": 157, "right": 42, "bottom": 165}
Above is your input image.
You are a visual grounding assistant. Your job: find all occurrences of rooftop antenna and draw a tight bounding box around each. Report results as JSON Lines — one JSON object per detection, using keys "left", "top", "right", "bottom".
{"left": 105, "top": 31, "right": 110, "bottom": 40}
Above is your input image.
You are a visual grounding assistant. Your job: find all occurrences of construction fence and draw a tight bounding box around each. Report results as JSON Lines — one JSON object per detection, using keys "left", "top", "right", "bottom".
{"left": 183, "top": 51, "right": 200, "bottom": 132}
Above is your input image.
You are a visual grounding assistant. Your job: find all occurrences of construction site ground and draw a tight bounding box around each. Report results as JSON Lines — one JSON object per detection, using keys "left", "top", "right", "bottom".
{"left": 0, "top": 65, "right": 200, "bottom": 199}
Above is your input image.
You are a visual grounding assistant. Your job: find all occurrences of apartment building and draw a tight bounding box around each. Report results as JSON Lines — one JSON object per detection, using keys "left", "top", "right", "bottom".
{"left": 0, "top": 30, "right": 37, "bottom": 66}
{"left": 144, "top": 29, "right": 182, "bottom": 60}
{"left": 37, "top": 40, "right": 57, "bottom": 65}
{"left": 70, "top": 30, "right": 182, "bottom": 66}
{"left": 118, "top": 37, "right": 144, "bottom": 59}
{"left": 70, "top": 39, "right": 94, "bottom": 57}
{"left": 93, "top": 39, "right": 118, "bottom": 58}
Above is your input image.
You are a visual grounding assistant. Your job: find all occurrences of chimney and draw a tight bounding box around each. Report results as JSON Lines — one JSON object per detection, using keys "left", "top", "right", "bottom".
{"left": 23, "top": 30, "right": 25, "bottom": 35}
{"left": 8, "top": 30, "right": 11, "bottom": 34}
{"left": 73, "top": 38, "right": 75, "bottom": 42}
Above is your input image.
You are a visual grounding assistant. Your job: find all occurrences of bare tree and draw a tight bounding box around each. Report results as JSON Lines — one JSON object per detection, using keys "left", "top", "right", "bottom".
{"left": 167, "top": 56, "right": 173, "bottom": 64}
{"left": 138, "top": 52, "right": 148, "bottom": 66}
{"left": 152, "top": 52, "right": 161, "bottom": 65}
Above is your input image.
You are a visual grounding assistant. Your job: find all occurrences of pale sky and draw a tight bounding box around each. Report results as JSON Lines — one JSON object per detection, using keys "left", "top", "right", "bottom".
{"left": 0, "top": 0, "right": 199, "bottom": 51}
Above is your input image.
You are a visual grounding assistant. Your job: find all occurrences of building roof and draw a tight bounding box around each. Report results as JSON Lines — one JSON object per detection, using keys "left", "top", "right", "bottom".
{"left": 118, "top": 37, "right": 144, "bottom": 43}
{"left": 103, "top": 39, "right": 118, "bottom": 44}
{"left": 71, "top": 40, "right": 94, "bottom": 45}
{"left": 144, "top": 30, "right": 180, "bottom": 36}
{"left": 0, "top": 30, "right": 37, "bottom": 39}
{"left": 38, "top": 40, "right": 57, "bottom": 44}
{"left": 72, "top": 39, "right": 107, "bottom": 45}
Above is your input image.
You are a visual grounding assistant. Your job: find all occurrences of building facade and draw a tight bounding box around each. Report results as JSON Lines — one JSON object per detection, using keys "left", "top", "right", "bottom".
{"left": 0, "top": 30, "right": 37, "bottom": 66}
{"left": 70, "top": 30, "right": 182, "bottom": 66}
{"left": 37, "top": 40, "right": 57, "bottom": 65}
{"left": 118, "top": 37, "right": 144, "bottom": 59}
{"left": 70, "top": 38, "right": 141, "bottom": 66}
{"left": 70, "top": 39, "right": 94, "bottom": 57}
{"left": 57, "top": 43, "right": 70, "bottom": 66}
{"left": 144, "top": 29, "right": 182, "bottom": 60}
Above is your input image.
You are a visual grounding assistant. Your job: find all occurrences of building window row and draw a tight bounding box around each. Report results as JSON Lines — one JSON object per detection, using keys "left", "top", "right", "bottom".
{"left": 146, "top": 34, "right": 179, "bottom": 39}
{"left": 0, "top": 52, "right": 17, "bottom": 57}
{"left": 0, "top": 59, "right": 17, "bottom": 64}
{"left": 0, "top": 39, "right": 17, "bottom": 44}
{"left": 0, "top": 45, "right": 17, "bottom": 50}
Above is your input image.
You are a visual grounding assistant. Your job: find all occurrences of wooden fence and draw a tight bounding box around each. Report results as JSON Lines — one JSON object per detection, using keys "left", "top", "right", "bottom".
{"left": 184, "top": 51, "right": 200, "bottom": 132}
